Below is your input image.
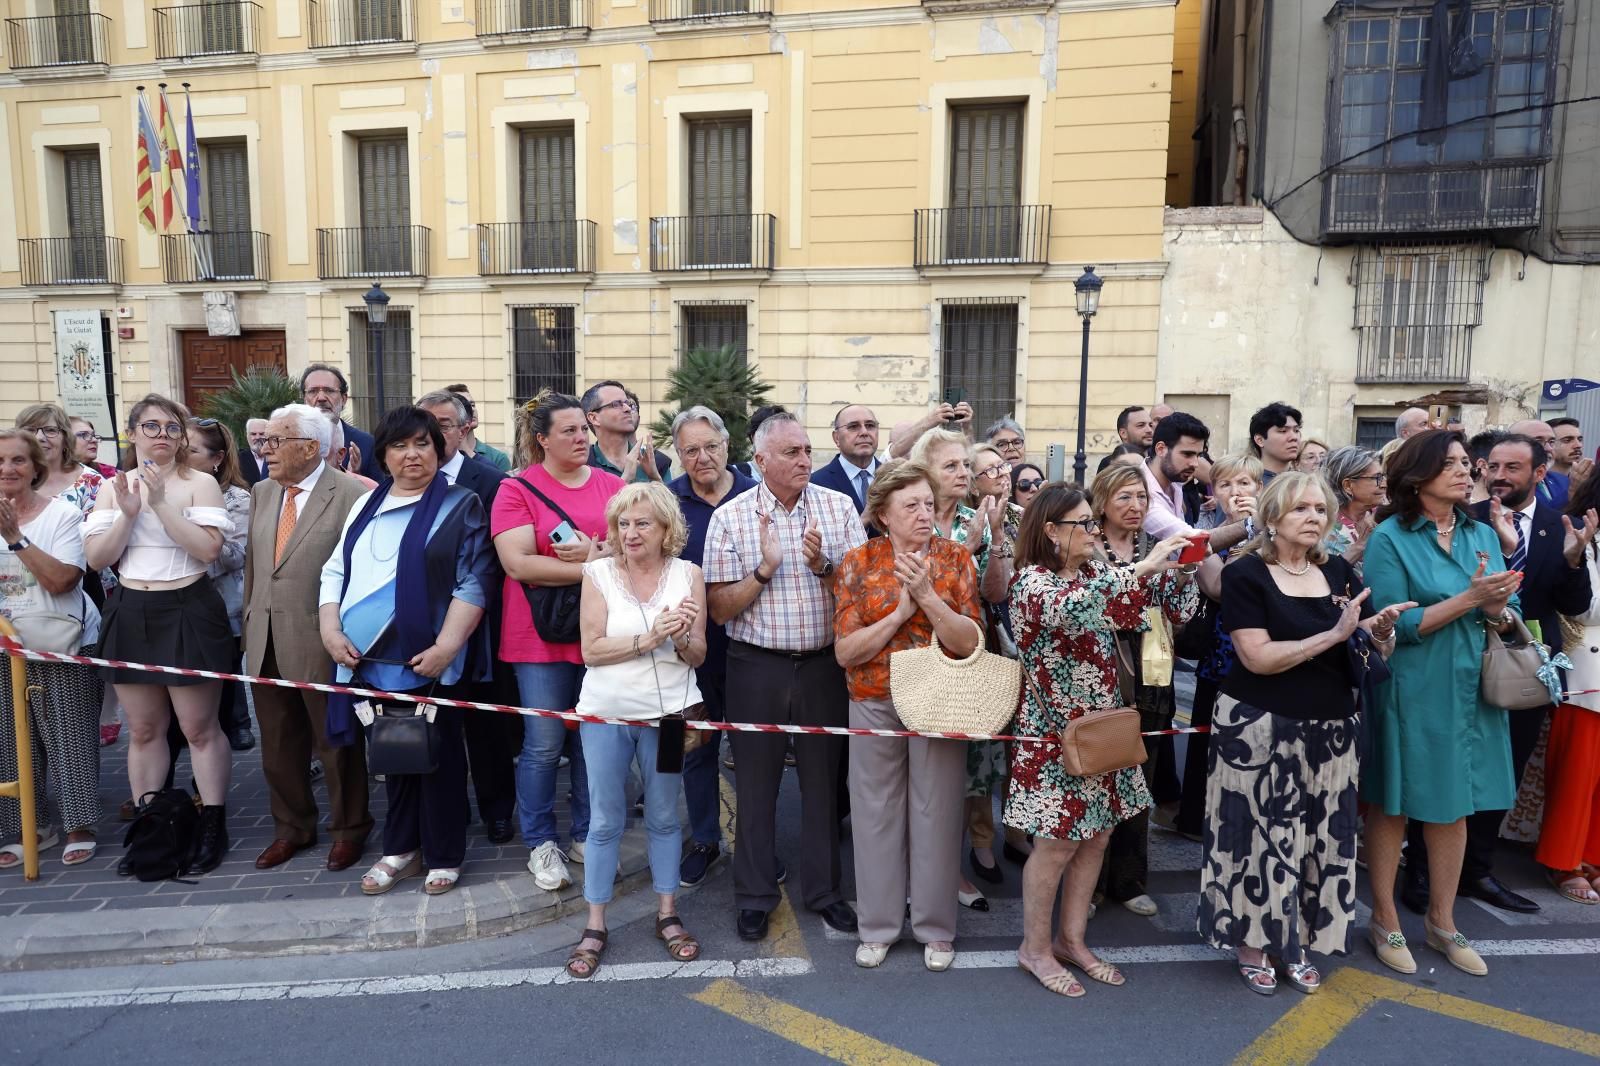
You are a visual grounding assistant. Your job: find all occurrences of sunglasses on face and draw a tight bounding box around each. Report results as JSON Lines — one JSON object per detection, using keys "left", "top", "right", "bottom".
{"left": 1014, "top": 478, "right": 1044, "bottom": 492}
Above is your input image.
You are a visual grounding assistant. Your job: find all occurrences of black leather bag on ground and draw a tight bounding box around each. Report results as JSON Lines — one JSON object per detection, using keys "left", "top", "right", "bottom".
{"left": 120, "top": 788, "right": 199, "bottom": 881}
{"left": 512, "top": 476, "right": 583, "bottom": 644}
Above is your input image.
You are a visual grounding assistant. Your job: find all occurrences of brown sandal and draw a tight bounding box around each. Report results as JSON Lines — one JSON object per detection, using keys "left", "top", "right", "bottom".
{"left": 656, "top": 915, "right": 700, "bottom": 962}
{"left": 565, "top": 928, "right": 607, "bottom": 979}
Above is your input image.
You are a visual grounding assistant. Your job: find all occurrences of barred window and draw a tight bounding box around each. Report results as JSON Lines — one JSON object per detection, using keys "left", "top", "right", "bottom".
{"left": 678, "top": 301, "right": 749, "bottom": 364}
{"left": 511, "top": 305, "right": 577, "bottom": 408}
{"left": 347, "top": 308, "right": 413, "bottom": 430}
{"left": 940, "top": 299, "right": 1019, "bottom": 435}
{"left": 1353, "top": 242, "right": 1489, "bottom": 384}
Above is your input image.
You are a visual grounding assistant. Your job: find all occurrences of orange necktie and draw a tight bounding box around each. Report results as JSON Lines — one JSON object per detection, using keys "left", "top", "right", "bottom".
{"left": 274, "top": 486, "right": 302, "bottom": 564}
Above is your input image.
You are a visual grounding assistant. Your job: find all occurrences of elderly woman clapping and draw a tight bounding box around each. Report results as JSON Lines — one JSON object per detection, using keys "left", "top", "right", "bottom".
{"left": 834, "top": 460, "right": 982, "bottom": 972}
{"left": 564, "top": 481, "right": 708, "bottom": 979}
{"left": 1322, "top": 446, "right": 1387, "bottom": 571}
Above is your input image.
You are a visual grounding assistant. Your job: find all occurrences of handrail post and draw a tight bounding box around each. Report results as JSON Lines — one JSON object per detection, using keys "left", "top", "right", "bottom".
{"left": 0, "top": 617, "right": 39, "bottom": 882}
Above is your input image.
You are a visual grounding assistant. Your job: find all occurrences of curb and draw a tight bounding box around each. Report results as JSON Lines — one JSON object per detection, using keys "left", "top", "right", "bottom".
{"left": 0, "top": 839, "right": 655, "bottom": 973}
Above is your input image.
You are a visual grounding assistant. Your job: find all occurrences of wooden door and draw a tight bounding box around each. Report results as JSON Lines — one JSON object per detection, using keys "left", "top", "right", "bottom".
{"left": 180, "top": 329, "right": 287, "bottom": 410}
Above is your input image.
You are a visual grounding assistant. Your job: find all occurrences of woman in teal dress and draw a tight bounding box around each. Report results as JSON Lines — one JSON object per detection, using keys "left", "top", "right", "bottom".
{"left": 1362, "top": 430, "right": 1523, "bottom": 979}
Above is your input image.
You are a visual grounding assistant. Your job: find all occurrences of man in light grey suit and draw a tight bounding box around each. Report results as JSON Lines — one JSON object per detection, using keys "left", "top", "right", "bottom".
{"left": 244, "top": 403, "right": 374, "bottom": 871}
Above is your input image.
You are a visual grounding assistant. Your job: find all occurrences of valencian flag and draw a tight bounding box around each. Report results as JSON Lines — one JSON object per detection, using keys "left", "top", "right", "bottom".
{"left": 134, "top": 88, "right": 158, "bottom": 234}
{"left": 156, "top": 84, "right": 184, "bottom": 229}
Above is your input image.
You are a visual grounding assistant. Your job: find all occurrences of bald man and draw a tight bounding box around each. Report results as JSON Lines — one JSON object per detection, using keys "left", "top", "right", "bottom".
{"left": 1151, "top": 402, "right": 1174, "bottom": 422}
{"left": 1395, "top": 407, "right": 1429, "bottom": 441}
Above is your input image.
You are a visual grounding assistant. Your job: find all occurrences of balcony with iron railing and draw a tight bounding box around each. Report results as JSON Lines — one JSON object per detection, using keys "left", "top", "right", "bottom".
{"left": 913, "top": 205, "right": 1052, "bottom": 270}
{"left": 649, "top": 214, "right": 775, "bottom": 272}
{"left": 1324, "top": 163, "right": 1546, "bottom": 236}
{"left": 161, "top": 231, "right": 270, "bottom": 284}
{"left": 20, "top": 236, "right": 124, "bottom": 287}
{"left": 308, "top": 0, "right": 415, "bottom": 50}
{"left": 478, "top": 220, "right": 596, "bottom": 276}
{"left": 317, "top": 225, "right": 429, "bottom": 279}
{"left": 476, "top": 0, "right": 588, "bottom": 38}
{"left": 154, "top": 2, "right": 261, "bottom": 65}
{"left": 648, "top": 0, "right": 770, "bottom": 27}
{"left": 5, "top": 13, "right": 111, "bottom": 73}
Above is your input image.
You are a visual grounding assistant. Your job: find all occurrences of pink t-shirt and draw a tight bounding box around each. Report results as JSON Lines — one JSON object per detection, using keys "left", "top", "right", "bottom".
{"left": 491, "top": 463, "right": 624, "bottom": 664}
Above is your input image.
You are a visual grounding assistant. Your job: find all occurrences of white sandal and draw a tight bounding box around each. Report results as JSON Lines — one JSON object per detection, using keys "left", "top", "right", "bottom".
{"left": 0, "top": 830, "right": 59, "bottom": 870}
{"left": 62, "top": 838, "right": 98, "bottom": 866}
{"left": 424, "top": 867, "right": 461, "bottom": 895}
{"left": 360, "top": 851, "right": 421, "bottom": 895}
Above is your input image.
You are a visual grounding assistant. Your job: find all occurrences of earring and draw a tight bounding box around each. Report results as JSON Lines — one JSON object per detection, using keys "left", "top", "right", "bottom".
{"left": 1266, "top": 526, "right": 1277, "bottom": 539}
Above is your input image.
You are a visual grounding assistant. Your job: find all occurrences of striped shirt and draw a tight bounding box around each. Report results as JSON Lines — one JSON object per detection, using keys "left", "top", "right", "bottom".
{"left": 703, "top": 481, "right": 867, "bottom": 652}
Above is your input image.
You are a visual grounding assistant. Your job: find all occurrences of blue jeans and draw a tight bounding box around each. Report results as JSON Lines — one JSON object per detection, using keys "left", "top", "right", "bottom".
{"left": 681, "top": 669, "right": 725, "bottom": 847}
{"left": 513, "top": 661, "right": 589, "bottom": 848}
{"left": 579, "top": 721, "right": 681, "bottom": 904}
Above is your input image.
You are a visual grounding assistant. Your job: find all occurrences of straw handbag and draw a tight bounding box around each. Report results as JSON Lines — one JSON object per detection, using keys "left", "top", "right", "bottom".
{"left": 889, "top": 622, "right": 1021, "bottom": 735}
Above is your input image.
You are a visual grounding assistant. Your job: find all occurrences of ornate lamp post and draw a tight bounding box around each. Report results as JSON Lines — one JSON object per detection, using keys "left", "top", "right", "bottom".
{"left": 1072, "top": 265, "right": 1104, "bottom": 486}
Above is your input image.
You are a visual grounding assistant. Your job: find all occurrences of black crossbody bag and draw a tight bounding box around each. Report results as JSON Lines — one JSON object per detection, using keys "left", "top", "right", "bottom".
{"left": 513, "top": 476, "right": 583, "bottom": 644}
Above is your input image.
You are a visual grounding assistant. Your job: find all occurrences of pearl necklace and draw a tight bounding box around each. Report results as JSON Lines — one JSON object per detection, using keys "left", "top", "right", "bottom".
{"left": 1274, "top": 557, "right": 1313, "bottom": 577}
{"left": 1434, "top": 511, "right": 1457, "bottom": 538}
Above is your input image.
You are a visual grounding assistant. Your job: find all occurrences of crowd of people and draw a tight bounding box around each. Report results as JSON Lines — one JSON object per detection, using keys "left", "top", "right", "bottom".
{"left": 0, "top": 379, "right": 1597, "bottom": 1000}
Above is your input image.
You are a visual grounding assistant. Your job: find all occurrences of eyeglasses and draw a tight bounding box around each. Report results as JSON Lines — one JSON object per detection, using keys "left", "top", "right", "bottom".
{"left": 1051, "top": 517, "right": 1101, "bottom": 535}
{"left": 137, "top": 420, "right": 185, "bottom": 440}
{"left": 260, "top": 435, "right": 314, "bottom": 452}
{"left": 993, "top": 437, "right": 1025, "bottom": 451}
{"left": 976, "top": 462, "right": 1013, "bottom": 480}
{"left": 1014, "top": 478, "right": 1043, "bottom": 492}
{"left": 838, "top": 420, "right": 879, "bottom": 434}
{"left": 304, "top": 386, "right": 343, "bottom": 399}
{"left": 434, "top": 419, "right": 460, "bottom": 432}
{"left": 29, "top": 426, "right": 63, "bottom": 439}
{"left": 73, "top": 430, "right": 97, "bottom": 442}
{"left": 1350, "top": 474, "right": 1388, "bottom": 486}
{"left": 597, "top": 398, "right": 639, "bottom": 414}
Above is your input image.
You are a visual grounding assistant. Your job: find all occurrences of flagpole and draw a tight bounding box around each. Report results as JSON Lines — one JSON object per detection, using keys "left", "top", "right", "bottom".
{"left": 181, "top": 81, "right": 213, "bottom": 280}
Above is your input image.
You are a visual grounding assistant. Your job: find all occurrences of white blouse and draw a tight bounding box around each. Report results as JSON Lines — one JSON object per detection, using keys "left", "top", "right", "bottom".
{"left": 85, "top": 503, "right": 232, "bottom": 582}
{"left": 574, "top": 556, "right": 703, "bottom": 721}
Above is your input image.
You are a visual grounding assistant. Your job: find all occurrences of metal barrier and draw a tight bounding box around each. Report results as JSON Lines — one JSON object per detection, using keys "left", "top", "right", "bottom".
{"left": 0, "top": 617, "right": 40, "bottom": 882}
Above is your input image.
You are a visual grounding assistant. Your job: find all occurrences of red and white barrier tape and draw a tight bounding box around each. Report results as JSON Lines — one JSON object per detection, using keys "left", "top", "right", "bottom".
{"left": 0, "top": 642, "right": 1204, "bottom": 743}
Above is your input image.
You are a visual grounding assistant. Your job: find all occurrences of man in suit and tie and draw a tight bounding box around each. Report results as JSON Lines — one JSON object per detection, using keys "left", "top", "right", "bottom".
{"left": 1405, "top": 431, "right": 1594, "bottom": 914}
{"left": 418, "top": 390, "right": 520, "bottom": 845}
{"left": 810, "top": 404, "right": 883, "bottom": 530}
{"left": 246, "top": 403, "right": 375, "bottom": 871}
{"left": 301, "top": 363, "right": 385, "bottom": 481}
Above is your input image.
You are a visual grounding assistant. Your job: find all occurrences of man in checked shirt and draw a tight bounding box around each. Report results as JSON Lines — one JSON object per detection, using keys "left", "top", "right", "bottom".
{"left": 705, "top": 411, "right": 867, "bottom": 942}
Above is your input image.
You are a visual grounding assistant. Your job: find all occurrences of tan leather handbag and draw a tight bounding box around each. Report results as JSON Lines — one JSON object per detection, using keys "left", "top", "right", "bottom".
{"left": 1481, "top": 615, "right": 1553, "bottom": 711}
{"left": 1023, "top": 672, "right": 1147, "bottom": 777}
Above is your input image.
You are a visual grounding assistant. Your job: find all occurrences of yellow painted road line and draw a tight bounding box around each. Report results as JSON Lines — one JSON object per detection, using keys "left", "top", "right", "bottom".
{"left": 1234, "top": 968, "right": 1600, "bottom": 1065}
{"left": 691, "top": 978, "right": 935, "bottom": 1065}
{"left": 720, "top": 767, "right": 813, "bottom": 964}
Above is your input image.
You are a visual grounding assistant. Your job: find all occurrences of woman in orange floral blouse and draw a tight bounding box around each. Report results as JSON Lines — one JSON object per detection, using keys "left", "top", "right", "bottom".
{"left": 835, "top": 460, "right": 982, "bottom": 973}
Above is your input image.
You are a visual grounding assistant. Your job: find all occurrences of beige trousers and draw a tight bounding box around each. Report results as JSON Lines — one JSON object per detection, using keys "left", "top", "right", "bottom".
{"left": 848, "top": 697, "right": 965, "bottom": 944}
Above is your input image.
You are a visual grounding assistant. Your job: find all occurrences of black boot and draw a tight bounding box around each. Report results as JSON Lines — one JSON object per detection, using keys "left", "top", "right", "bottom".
{"left": 190, "top": 805, "right": 230, "bottom": 874}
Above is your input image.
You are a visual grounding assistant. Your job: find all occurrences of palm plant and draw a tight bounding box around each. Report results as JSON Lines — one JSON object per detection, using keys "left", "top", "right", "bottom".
{"left": 649, "top": 345, "right": 773, "bottom": 463}
{"left": 195, "top": 367, "right": 301, "bottom": 451}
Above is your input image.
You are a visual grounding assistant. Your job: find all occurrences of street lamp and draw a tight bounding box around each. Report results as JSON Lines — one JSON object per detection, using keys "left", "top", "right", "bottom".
{"left": 1071, "top": 265, "right": 1104, "bottom": 486}
{"left": 362, "top": 281, "right": 390, "bottom": 424}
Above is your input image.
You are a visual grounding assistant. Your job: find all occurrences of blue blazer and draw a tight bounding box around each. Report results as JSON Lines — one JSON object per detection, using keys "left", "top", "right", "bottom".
{"left": 1470, "top": 498, "right": 1591, "bottom": 654}
{"left": 341, "top": 419, "right": 384, "bottom": 481}
{"left": 812, "top": 455, "right": 871, "bottom": 514}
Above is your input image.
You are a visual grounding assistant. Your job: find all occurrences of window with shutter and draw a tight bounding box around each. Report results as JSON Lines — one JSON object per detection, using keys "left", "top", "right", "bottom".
{"left": 348, "top": 308, "right": 414, "bottom": 429}
{"left": 948, "top": 105, "right": 1023, "bottom": 261}
{"left": 687, "top": 117, "right": 752, "bottom": 267}
{"left": 511, "top": 306, "right": 577, "bottom": 407}
{"left": 679, "top": 304, "right": 748, "bottom": 367}
{"left": 355, "top": 0, "right": 402, "bottom": 42}
{"left": 359, "top": 135, "right": 411, "bottom": 274}
{"left": 54, "top": 0, "right": 94, "bottom": 64}
{"left": 205, "top": 140, "right": 254, "bottom": 278}
{"left": 519, "top": 125, "right": 576, "bottom": 271}
{"left": 62, "top": 149, "right": 106, "bottom": 282}
{"left": 940, "top": 302, "right": 1019, "bottom": 435}
{"left": 199, "top": 0, "right": 244, "bottom": 55}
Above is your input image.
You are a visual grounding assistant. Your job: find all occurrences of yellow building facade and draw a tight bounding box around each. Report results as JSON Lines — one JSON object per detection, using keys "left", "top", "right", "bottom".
{"left": 0, "top": 0, "right": 1178, "bottom": 459}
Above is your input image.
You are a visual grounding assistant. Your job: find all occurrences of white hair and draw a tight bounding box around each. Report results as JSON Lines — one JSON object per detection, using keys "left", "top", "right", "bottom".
{"left": 671, "top": 405, "right": 729, "bottom": 446}
{"left": 271, "top": 403, "right": 333, "bottom": 459}
{"left": 245, "top": 418, "right": 268, "bottom": 431}
{"left": 753, "top": 411, "right": 803, "bottom": 458}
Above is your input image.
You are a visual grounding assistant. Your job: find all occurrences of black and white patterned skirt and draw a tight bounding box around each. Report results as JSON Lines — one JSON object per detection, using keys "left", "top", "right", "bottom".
{"left": 1197, "top": 695, "right": 1361, "bottom": 960}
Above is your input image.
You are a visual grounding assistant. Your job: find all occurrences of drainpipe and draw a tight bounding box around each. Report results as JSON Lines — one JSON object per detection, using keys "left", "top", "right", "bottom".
{"left": 1230, "top": 0, "right": 1249, "bottom": 205}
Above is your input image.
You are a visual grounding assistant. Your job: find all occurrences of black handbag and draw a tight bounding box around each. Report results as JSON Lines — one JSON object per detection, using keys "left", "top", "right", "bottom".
{"left": 354, "top": 659, "right": 441, "bottom": 776}
{"left": 1173, "top": 594, "right": 1218, "bottom": 661}
{"left": 512, "top": 476, "right": 583, "bottom": 645}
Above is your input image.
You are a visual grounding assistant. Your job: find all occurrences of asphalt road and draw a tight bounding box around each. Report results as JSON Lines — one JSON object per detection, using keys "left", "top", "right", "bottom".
{"left": 6, "top": 756, "right": 1600, "bottom": 1066}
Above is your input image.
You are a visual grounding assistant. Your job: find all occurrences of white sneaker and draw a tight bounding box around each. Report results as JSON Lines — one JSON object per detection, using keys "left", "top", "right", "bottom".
{"left": 528, "top": 841, "right": 571, "bottom": 891}
{"left": 567, "top": 840, "right": 586, "bottom": 864}
{"left": 1121, "top": 894, "right": 1159, "bottom": 917}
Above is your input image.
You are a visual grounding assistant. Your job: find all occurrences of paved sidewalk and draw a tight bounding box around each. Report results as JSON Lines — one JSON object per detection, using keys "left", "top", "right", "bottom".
{"left": 0, "top": 723, "right": 652, "bottom": 971}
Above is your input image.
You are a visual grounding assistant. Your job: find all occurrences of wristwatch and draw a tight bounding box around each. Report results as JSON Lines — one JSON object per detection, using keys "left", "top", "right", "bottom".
{"left": 752, "top": 566, "right": 773, "bottom": 585}
{"left": 815, "top": 560, "right": 835, "bottom": 579}
{"left": 6, "top": 536, "right": 29, "bottom": 553}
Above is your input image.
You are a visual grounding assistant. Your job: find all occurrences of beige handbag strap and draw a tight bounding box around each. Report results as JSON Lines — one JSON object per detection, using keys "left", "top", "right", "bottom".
{"left": 927, "top": 616, "right": 988, "bottom": 666}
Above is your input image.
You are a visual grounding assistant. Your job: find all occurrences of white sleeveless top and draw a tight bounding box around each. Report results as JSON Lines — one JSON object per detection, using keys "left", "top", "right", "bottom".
{"left": 575, "top": 556, "right": 703, "bottom": 721}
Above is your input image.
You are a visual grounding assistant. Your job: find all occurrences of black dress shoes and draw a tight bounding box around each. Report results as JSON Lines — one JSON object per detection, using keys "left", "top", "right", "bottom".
{"left": 816, "top": 901, "right": 859, "bottom": 934}
{"left": 1460, "top": 874, "right": 1541, "bottom": 914}
{"left": 969, "top": 848, "right": 1003, "bottom": 885}
{"left": 1400, "top": 866, "right": 1430, "bottom": 916}
{"left": 486, "top": 818, "right": 515, "bottom": 845}
{"left": 737, "top": 909, "right": 770, "bottom": 941}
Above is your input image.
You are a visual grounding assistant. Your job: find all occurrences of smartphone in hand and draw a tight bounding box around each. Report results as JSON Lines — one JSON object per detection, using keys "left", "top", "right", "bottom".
{"left": 549, "top": 519, "right": 578, "bottom": 546}
{"left": 1176, "top": 531, "right": 1210, "bottom": 565}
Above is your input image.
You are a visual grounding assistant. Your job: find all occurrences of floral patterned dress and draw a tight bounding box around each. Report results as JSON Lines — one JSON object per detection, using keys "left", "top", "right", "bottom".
{"left": 1003, "top": 560, "right": 1198, "bottom": 840}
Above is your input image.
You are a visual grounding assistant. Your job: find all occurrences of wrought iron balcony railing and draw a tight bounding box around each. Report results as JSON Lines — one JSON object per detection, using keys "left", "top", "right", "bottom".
{"left": 649, "top": 214, "right": 775, "bottom": 271}
{"left": 317, "top": 225, "right": 429, "bottom": 279}
{"left": 913, "top": 205, "right": 1051, "bottom": 268}
{"left": 161, "top": 230, "right": 270, "bottom": 283}
{"left": 308, "top": 0, "right": 414, "bottom": 48}
{"left": 154, "top": 2, "right": 261, "bottom": 60}
{"left": 648, "top": 0, "right": 770, "bottom": 23}
{"left": 476, "top": 0, "right": 588, "bottom": 35}
{"left": 1324, "top": 163, "right": 1546, "bottom": 236}
{"left": 478, "top": 220, "right": 595, "bottom": 275}
{"left": 20, "top": 236, "right": 124, "bottom": 286}
{"left": 5, "top": 13, "right": 111, "bottom": 68}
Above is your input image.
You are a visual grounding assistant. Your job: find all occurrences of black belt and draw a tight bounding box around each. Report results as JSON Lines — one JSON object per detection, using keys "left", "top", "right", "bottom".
{"left": 731, "top": 639, "right": 834, "bottom": 662}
